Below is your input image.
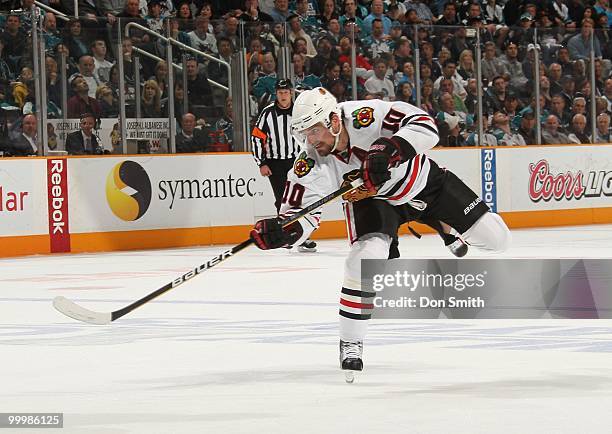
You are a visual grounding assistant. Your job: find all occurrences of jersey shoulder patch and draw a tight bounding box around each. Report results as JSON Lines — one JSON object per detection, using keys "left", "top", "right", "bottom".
{"left": 351, "top": 106, "right": 375, "bottom": 129}
{"left": 293, "top": 151, "right": 315, "bottom": 178}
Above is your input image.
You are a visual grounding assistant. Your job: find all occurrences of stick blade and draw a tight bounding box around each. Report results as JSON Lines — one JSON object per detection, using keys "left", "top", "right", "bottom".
{"left": 53, "top": 296, "right": 112, "bottom": 325}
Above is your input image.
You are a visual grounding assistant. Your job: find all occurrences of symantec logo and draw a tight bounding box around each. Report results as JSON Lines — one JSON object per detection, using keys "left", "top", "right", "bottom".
{"left": 106, "top": 161, "right": 152, "bottom": 221}
{"left": 528, "top": 159, "right": 612, "bottom": 202}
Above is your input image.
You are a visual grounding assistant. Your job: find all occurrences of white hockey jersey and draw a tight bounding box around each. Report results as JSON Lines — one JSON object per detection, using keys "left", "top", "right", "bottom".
{"left": 279, "top": 99, "right": 439, "bottom": 242}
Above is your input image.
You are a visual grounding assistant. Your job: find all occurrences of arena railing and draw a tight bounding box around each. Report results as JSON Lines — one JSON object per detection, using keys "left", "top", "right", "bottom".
{"left": 2, "top": 11, "right": 610, "bottom": 158}
{"left": 32, "top": 1, "right": 69, "bottom": 21}
{"left": 25, "top": 14, "right": 235, "bottom": 156}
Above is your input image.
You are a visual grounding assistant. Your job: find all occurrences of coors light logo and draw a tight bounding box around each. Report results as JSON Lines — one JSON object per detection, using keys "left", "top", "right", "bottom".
{"left": 529, "top": 159, "right": 612, "bottom": 202}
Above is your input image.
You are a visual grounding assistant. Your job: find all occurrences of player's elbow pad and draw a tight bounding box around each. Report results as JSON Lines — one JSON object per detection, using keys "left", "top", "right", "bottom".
{"left": 392, "top": 136, "right": 418, "bottom": 162}
{"left": 371, "top": 136, "right": 417, "bottom": 167}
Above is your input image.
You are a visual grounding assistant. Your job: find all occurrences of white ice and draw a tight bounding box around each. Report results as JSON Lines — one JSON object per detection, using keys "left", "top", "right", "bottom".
{"left": 2, "top": 225, "right": 612, "bottom": 433}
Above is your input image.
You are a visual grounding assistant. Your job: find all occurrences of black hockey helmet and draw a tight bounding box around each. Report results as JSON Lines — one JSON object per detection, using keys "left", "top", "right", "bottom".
{"left": 275, "top": 78, "right": 293, "bottom": 91}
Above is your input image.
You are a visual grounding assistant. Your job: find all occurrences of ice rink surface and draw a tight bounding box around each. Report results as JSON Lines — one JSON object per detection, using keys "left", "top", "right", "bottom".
{"left": 2, "top": 225, "right": 612, "bottom": 433}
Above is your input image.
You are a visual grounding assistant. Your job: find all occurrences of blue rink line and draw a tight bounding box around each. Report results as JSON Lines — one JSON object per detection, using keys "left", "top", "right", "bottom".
{"left": 3, "top": 302, "right": 612, "bottom": 353}
{"left": 4, "top": 298, "right": 612, "bottom": 315}
{"left": 5, "top": 298, "right": 612, "bottom": 313}
{"left": 0, "top": 297, "right": 336, "bottom": 307}
{"left": 3, "top": 319, "right": 612, "bottom": 353}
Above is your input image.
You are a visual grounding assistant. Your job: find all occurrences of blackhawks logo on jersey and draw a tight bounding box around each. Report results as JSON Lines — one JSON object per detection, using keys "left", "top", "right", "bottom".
{"left": 352, "top": 107, "right": 375, "bottom": 129}
{"left": 294, "top": 152, "right": 315, "bottom": 178}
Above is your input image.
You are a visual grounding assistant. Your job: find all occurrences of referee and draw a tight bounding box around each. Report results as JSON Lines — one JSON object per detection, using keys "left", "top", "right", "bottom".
{"left": 251, "top": 78, "right": 316, "bottom": 252}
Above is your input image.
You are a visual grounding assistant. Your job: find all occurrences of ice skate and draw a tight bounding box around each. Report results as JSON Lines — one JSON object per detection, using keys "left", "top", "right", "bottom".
{"left": 417, "top": 219, "right": 468, "bottom": 258}
{"left": 340, "top": 340, "right": 363, "bottom": 383}
{"left": 297, "top": 239, "right": 317, "bottom": 252}
{"left": 445, "top": 235, "right": 468, "bottom": 257}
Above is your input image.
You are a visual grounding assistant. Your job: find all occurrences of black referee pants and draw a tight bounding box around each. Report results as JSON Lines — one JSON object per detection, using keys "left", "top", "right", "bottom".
{"left": 265, "top": 158, "right": 295, "bottom": 213}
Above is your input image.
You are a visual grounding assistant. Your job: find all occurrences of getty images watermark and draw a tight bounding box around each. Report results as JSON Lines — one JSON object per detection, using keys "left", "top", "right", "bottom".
{"left": 372, "top": 269, "right": 487, "bottom": 309}
{"left": 362, "top": 259, "right": 612, "bottom": 319}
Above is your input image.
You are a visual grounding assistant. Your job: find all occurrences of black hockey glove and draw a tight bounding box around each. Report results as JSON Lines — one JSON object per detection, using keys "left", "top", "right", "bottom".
{"left": 362, "top": 137, "right": 404, "bottom": 193}
{"left": 250, "top": 218, "right": 303, "bottom": 250}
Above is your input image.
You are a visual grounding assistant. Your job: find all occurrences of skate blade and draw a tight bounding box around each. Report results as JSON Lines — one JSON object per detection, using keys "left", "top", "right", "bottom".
{"left": 297, "top": 246, "right": 317, "bottom": 253}
{"left": 344, "top": 371, "right": 355, "bottom": 383}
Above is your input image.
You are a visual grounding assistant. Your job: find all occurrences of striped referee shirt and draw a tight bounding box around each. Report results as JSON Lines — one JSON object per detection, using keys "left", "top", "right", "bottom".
{"left": 251, "top": 102, "right": 300, "bottom": 167}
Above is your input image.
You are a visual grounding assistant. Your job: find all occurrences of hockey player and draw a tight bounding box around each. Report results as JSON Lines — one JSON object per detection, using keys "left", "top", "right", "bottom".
{"left": 249, "top": 88, "right": 511, "bottom": 381}
{"left": 251, "top": 79, "right": 317, "bottom": 252}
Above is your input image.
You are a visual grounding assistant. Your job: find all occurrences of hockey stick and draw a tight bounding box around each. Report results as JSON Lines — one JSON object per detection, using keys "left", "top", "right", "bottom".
{"left": 53, "top": 178, "right": 364, "bottom": 325}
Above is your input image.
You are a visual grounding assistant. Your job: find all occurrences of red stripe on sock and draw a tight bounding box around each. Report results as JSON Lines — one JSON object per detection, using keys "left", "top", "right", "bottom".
{"left": 340, "top": 298, "right": 374, "bottom": 309}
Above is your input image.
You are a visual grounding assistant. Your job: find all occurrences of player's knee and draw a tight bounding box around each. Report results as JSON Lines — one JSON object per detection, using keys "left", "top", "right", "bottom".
{"left": 463, "top": 212, "right": 511, "bottom": 253}
{"left": 490, "top": 223, "right": 511, "bottom": 253}
{"left": 482, "top": 213, "right": 511, "bottom": 253}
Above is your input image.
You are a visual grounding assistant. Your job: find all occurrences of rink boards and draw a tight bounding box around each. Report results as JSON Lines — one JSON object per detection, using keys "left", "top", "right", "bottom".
{"left": 1, "top": 145, "right": 611, "bottom": 257}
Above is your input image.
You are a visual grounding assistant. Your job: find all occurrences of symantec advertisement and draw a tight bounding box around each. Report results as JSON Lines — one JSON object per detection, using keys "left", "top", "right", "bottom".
{"left": 67, "top": 154, "right": 278, "bottom": 233}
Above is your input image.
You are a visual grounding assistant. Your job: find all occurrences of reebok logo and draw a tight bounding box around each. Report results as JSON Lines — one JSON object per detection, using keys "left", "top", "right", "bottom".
{"left": 47, "top": 159, "right": 71, "bottom": 252}
{"left": 481, "top": 148, "right": 497, "bottom": 212}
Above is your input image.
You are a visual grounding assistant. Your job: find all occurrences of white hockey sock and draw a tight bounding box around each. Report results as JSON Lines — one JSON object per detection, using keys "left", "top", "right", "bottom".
{"left": 340, "top": 314, "right": 369, "bottom": 342}
{"left": 339, "top": 286, "right": 375, "bottom": 341}
{"left": 338, "top": 233, "right": 391, "bottom": 343}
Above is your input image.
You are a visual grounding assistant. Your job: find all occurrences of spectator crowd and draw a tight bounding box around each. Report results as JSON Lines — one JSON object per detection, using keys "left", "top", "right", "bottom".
{"left": 0, "top": 0, "right": 611, "bottom": 155}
